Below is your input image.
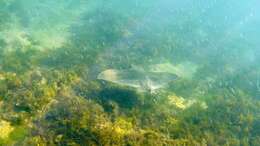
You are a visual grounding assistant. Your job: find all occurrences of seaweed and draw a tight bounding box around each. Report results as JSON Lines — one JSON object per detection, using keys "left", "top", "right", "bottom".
{"left": 0, "top": 0, "right": 259, "bottom": 145}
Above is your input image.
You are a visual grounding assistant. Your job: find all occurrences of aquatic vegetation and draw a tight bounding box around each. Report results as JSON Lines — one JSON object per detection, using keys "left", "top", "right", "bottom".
{"left": 0, "top": 120, "right": 14, "bottom": 139}
{"left": 0, "top": 0, "right": 259, "bottom": 145}
{"left": 168, "top": 94, "right": 199, "bottom": 110}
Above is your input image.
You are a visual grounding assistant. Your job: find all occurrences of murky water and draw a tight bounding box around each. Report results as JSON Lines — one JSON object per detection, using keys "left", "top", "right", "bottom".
{"left": 0, "top": 0, "right": 260, "bottom": 145}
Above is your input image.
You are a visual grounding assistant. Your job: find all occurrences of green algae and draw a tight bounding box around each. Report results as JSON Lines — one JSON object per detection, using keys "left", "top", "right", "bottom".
{"left": 0, "top": 0, "right": 260, "bottom": 146}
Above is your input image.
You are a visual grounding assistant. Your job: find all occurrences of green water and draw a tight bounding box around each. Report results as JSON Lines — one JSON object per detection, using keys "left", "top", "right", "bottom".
{"left": 0, "top": 0, "right": 260, "bottom": 145}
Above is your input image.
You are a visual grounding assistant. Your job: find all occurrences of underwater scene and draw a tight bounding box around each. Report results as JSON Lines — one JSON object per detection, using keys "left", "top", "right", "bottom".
{"left": 0, "top": 0, "right": 260, "bottom": 145}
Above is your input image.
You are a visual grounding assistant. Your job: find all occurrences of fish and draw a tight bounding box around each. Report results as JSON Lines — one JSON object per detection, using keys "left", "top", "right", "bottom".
{"left": 97, "top": 68, "right": 178, "bottom": 93}
{"left": 149, "top": 62, "right": 198, "bottom": 79}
